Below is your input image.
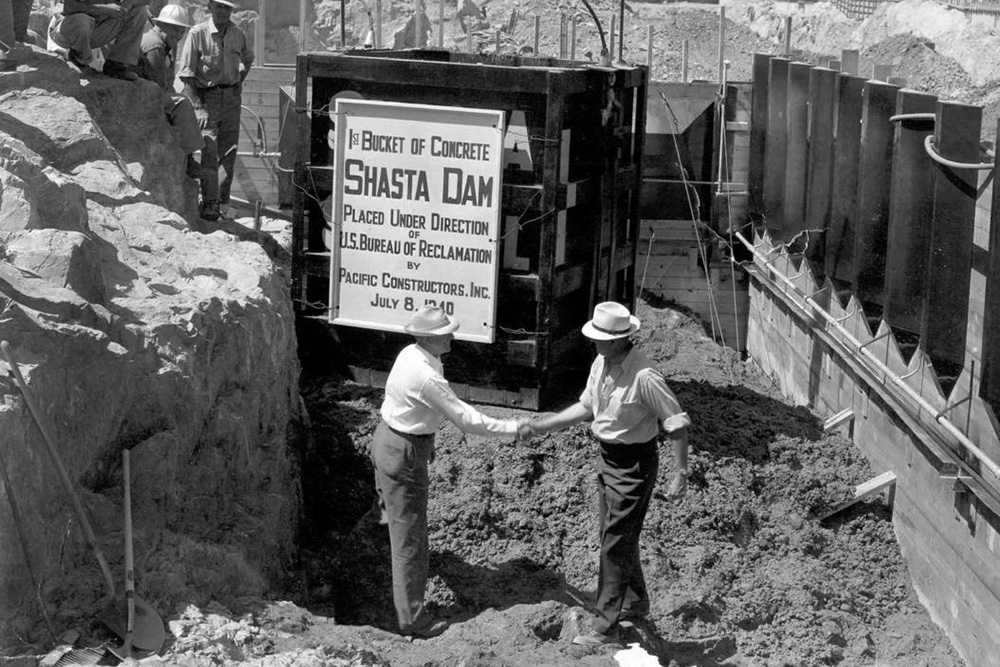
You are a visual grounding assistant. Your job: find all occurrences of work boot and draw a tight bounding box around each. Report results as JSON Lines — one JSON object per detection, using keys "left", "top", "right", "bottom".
{"left": 103, "top": 60, "right": 138, "bottom": 81}
{"left": 571, "top": 627, "right": 620, "bottom": 646}
{"left": 200, "top": 199, "right": 221, "bottom": 221}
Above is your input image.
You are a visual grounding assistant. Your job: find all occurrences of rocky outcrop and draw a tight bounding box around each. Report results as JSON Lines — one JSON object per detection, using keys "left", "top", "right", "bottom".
{"left": 0, "top": 48, "right": 301, "bottom": 648}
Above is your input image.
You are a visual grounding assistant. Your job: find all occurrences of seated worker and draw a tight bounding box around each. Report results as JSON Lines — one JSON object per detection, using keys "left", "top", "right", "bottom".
{"left": 137, "top": 4, "right": 205, "bottom": 180}
{"left": 48, "top": 0, "right": 149, "bottom": 81}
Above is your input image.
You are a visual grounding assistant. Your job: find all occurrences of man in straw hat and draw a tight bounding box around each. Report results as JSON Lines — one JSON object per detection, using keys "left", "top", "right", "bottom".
{"left": 525, "top": 301, "right": 690, "bottom": 646}
{"left": 176, "top": 0, "right": 253, "bottom": 221}
{"left": 371, "top": 306, "right": 528, "bottom": 638}
{"left": 137, "top": 4, "right": 206, "bottom": 181}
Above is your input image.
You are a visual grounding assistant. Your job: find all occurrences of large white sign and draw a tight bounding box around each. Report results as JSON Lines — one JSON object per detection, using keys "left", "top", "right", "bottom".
{"left": 329, "top": 99, "right": 504, "bottom": 343}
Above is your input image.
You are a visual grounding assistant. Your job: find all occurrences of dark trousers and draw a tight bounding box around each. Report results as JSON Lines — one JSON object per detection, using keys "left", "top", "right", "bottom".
{"left": 370, "top": 420, "right": 435, "bottom": 633}
{"left": 199, "top": 86, "right": 242, "bottom": 205}
{"left": 592, "top": 439, "right": 658, "bottom": 634}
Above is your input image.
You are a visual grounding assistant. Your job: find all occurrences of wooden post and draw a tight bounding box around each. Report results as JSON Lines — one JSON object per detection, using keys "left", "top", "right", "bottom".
{"left": 256, "top": 0, "right": 266, "bottom": 62}
{"left": 570, "top": 15, "right": 576, "bottom": 60}
{"left": 299, "top": 0, "right": 308, "bottom": 52}
{"left": 415, "top": 0, "right": 424, "bottom": 48}
{"left": 609, "top": 14, "right": 615, "bottom": 60}
{"left": 375, "top": 0, "right": 383, "bottom": 49}
{"left": 783, "top": 15, "right": 791, "bottom": 56}
{"left": 682, "top": 39, "right": 689, "bottom": 83}
{"left": 533, "top": 15, "right": 540, "bottom": 56}
{"left": 340, "top": 0, "right": 346, "bottom": 48}
{"left": 884, "top": 89, "right": 937, "bottom": 338}
{"left": 438, "top": 0, "right": 444, "bottom": 47}
{"left": 646, "top": 25, "right": 653, "bottom": 75}
{"left": 841, "top": 49, "right": 859, "bottom": 74}
{"left": 495, "top": 29, "right": 501, "bottom": 54}
{"left": 467, "top": 25, "right": 473, "bottom": 52}
{"left": 718, "top": 7, "right": 726, "bottom": 85}
{"left": 925, "top": 101, "right": 981, "bottom": 372}
{"left": 853, "top": 80, "right": 899, "bottom": 309}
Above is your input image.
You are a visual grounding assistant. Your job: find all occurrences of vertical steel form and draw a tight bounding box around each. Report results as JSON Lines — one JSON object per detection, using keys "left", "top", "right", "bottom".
{"left": 884, "top": 90, "right": 937, "bottom": 338}
{"left": 926, "top": 101, "right": 981, "bottom": 378}
{"left": 980, "top": 120, "right": 1000, "bottom": 413}
{"left": 826, "top": 74, "right": 865, "bottom": 290}
{"left": 853, "top": 80, "right": 898, "bottom": 310}
{"left": 747, "top": 53, "right": 771, "bottom": 224}
{"left": 763, "top": 57, "right": 789, "bottom": 236}
{"left": 803, "top": 67, "right": 838, "bottom": 272}
{"left": 782, "top": 62, "right": 811, "bottom": 245}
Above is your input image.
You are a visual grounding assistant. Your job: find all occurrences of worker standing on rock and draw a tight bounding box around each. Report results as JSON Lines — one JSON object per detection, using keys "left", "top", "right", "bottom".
{"left": 372, "top": 306, "right": 527, "bottom": 639}
{"left": 47, "top": 0, "right": 150, "bottom": 80}
{"left": 176, "top": 0, "right": 253, "bottom": 221}
{"left": 137, "top": 5, "right": 206, "bottom": 183}
{"left": 525, "top": 301, "right": 691, "bottom": 646}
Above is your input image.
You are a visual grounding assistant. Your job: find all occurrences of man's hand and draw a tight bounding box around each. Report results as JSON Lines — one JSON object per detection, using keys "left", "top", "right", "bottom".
{"left": 194, "top": 107, "right": 209, "bottom": 129}
{"left": 516, "top": 420, "right": 535, "bottom": 444}
{"left": 666, "top": 470, "right": 688, "bottom": 499}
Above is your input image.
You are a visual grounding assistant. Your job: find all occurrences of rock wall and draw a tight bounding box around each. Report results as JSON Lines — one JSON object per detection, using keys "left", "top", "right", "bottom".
{"left": 0, "top": 49, "right": 302, "bottom": 648}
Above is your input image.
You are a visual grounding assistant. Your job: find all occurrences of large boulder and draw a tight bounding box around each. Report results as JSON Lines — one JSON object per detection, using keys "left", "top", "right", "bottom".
{"left": 0, "top": 48, "right": 301, "bottom": 648}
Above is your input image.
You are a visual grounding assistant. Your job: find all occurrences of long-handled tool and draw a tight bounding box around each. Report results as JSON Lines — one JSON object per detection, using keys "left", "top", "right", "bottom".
{"left": 1, "top": 341, "right": 165, "bottom": 653}
{"left": 1, "top": 340, "right": 116, "bottom": 598}
{"left": 107, "top": 450, "right": 165, "bottom": 658}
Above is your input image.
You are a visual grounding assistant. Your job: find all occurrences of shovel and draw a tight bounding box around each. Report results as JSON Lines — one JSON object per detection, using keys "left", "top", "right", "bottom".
{"left": 0, "top": 341, "right": 164, "bottom": 653}
{"left": 105, "top": 449, "right": 166, "bottom": 657}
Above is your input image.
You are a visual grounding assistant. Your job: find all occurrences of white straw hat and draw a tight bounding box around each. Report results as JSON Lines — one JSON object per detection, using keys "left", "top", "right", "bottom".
{"left": 209, "top": 0, "right": 239, "bottom": 9}
{"left": 581, "top": 301, "right": 640, "bottom": 340}
{"left": 405, "top": 306, "right": 460, "bottom": 337}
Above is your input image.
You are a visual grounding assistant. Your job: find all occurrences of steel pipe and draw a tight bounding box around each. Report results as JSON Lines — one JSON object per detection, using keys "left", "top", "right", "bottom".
{"left": 924, "top": 135, "right": 993, "bottom": 171}
{"left": 735, "top": 231, "right": 1000, "bottom": 480}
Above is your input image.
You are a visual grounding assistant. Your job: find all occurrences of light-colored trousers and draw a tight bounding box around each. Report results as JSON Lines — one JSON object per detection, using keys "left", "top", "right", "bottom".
{"left": 370, "top": 420, "right": 435, "bottom": 634}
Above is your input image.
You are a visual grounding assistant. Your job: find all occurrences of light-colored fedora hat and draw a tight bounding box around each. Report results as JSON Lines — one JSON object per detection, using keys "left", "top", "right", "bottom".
{"left": 208, "top": 0, "right": 240, "bottom": 8}
{"left": 581, "top": 301, "right": 640, "bottom": 340}
{"left": 405, "top": 306, "right": 460, "bottom": 337}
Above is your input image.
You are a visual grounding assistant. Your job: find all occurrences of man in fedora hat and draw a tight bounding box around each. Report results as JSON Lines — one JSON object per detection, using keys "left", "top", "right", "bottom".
{"left": 176, "top": 0, "right": 253, "bottom": 221}
{"left": 526, "top": 301, "right": 690, "bottom": 646}
{"left": 372, "top": 306, "right": 526, "bottom": 638}
{"left": 137, "top": 4, "right": 206, "bottom": 182}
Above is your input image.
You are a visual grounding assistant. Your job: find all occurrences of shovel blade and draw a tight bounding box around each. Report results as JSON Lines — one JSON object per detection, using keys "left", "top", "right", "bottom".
{"left": 100, "top": 596, "right": 166, "bottom": 653}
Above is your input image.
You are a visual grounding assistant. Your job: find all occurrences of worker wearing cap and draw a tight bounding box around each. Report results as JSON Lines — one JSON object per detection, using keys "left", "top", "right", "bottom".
{"left": 47, "top": 0, "right": 150, "bottom": 80}
{"left": 526, "top": 301, "right": 690, "bottom": 646}
{"left": 137, "top": 4, "right": 205, "bottom": 181}
{"left": 175, "top": 0, "right": 253, "bottom": 221}
{"left": 372, "top": 306, "right": 525, "bottom": 638}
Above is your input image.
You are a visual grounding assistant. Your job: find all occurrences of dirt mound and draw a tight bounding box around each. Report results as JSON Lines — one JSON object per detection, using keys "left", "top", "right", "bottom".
{"left": 861, "top": 33, "right": 974, "bottom": 98}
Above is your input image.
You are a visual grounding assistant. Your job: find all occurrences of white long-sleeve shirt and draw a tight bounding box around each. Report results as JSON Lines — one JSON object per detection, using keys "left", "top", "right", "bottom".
{"left": 380, "top": 343, "right": 517, "bottom": 437}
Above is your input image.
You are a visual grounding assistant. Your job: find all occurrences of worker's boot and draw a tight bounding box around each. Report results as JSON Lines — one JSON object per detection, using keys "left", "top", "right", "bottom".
{"left": 103, "top": 60, "right": 138, "bottom": 81}
{"left": 200, "top": 199, "right": 221, "bottom": 221}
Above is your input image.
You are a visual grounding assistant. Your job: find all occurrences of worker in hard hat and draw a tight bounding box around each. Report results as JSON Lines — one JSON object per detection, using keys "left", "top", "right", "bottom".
{"left": 524, "top": 302, "right": 691, "bottom": 646}
{"left": 137, "top": 4, "right": 205, "bottom": 182}
{"left": 47, "top": 0, "right": 150, "bottom": 80}
{"left": 175, "top": 0, "right": 254, "bottom": 221}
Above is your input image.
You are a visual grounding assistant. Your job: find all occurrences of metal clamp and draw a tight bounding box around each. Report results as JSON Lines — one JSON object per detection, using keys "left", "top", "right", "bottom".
{"left": 857, "top": 330, "right": 891, "bottom": 352}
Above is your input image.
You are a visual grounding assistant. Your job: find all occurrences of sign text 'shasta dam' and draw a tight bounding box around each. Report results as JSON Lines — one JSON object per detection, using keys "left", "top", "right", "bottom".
{"left": 343, "top": 159, "right": 495, "bottom": 207}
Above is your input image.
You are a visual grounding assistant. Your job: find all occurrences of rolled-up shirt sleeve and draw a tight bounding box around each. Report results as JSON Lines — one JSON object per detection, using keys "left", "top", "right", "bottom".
{"left": 638, "top": 371, "right": 690, "bottom": 434}
{"left": 421, "top": 376, "right": 517, "bottom": 437}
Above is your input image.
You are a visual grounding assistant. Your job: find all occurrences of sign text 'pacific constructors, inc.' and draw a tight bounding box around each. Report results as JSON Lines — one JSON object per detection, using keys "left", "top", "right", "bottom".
{"left": 329, "top": 99, "right": 505, "bottom": 343}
